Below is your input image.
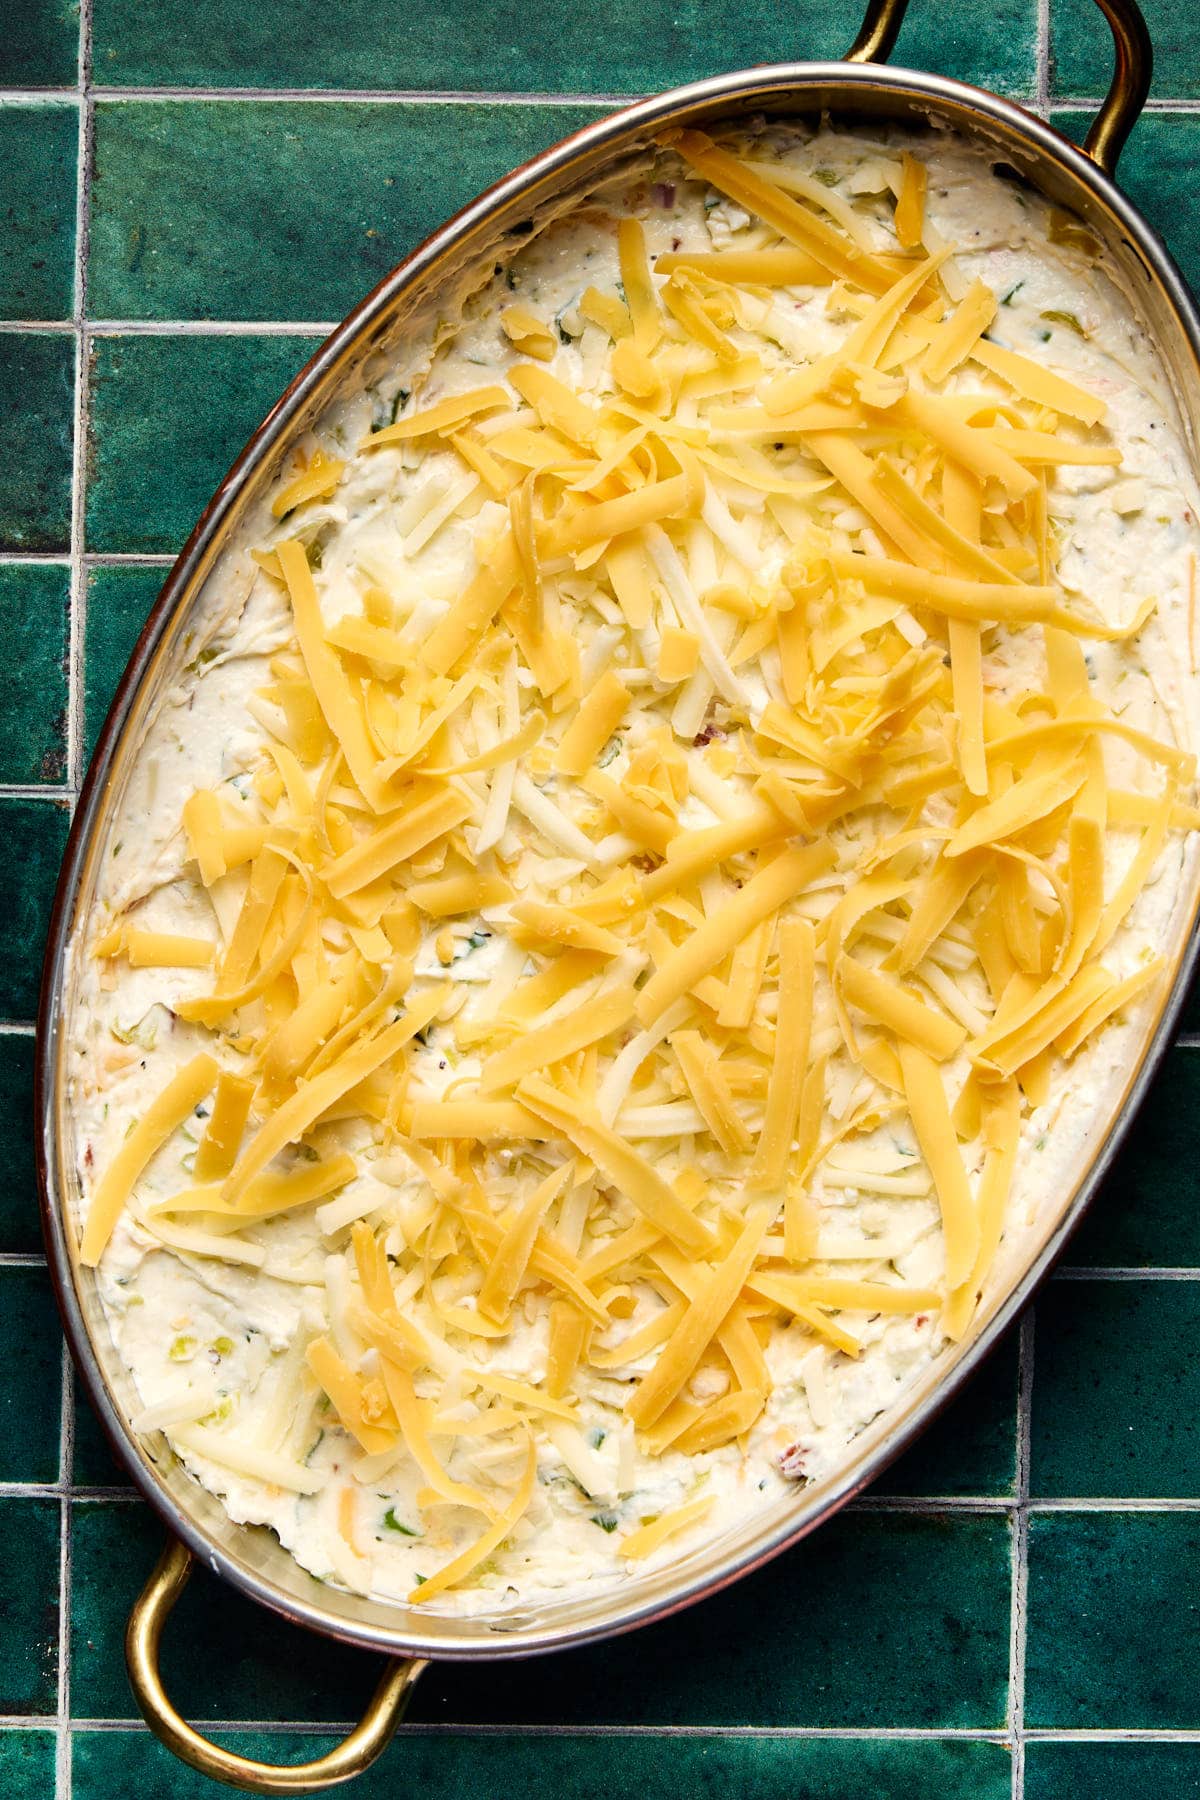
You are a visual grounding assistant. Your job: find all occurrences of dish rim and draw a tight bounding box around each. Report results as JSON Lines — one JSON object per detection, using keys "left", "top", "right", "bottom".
{"left": 35, "top": 54, "right": 1200, "bottom": 1663}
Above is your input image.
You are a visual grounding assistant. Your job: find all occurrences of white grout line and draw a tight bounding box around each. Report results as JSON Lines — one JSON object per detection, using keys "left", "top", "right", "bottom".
{"left": 66, "top": 38, "right": 95, "bottom": 805}
{"left": 0, "top": 786, "right": 74, "bottom": 802}
{"left": 10, "top": 1714, "right": 1200, "bottom": 1742}
{"left": 2, "top": 83, "right": 1200, "bottom": 112}
{"left": 1054, "top": 97, "right": 1200, "bottom": 114}
{"left": 89, "top": 319, "right": 336, "bottom": 336}
{"left": 80, "top": 86, "right": 626, "bottom": 106}
{"left": 0, "top": 1020, "right": 37, "bottom": 1034}
{"left": 1053, "top": 1267, "right": 1200, "bottom": 1281}
{"left": 57, "top": 18, "right": 90, "bottom": 1793}
{"left": 1033, "top": 0, "right": 1051, "bottom": 121}
{"left": 0, "top": 319, "right": 333, "bottom": 334}
{"left": 55, "top": 1347, "right": 75, "bottom": 1800}
{"left": 0, "top": 321, "right": 76, "bottom": 334}
{"left": 14, "top": 1479, "right": 1200, "bottom": 1511}
{"left": 1008, "top": 1308, "right": 1035, "bottom": 1800}
{"left": 0, "top": 1253, "right": 47, "bottom": 1267}
{"left": 0, "top": 85, "right": 1188, "bottom": 112}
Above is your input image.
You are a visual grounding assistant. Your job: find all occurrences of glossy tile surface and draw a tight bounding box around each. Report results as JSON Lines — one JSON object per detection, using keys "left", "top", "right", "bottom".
{"left": 0, "top": 1265, "right": 63, "bottom": 1483}
{"left": 0, "top": 800, "right": 70, "bottom": 1018}
{"left": 1030, "top": 1281, "right": 1200, "bottom": 1497}
{"left": 88, "top": 102, "right": 612, "bottom": 321}
{"left": 0, "top": 1034, "right": 40, "bottom": 1252}
{"left": 0, "top": 335, "right": 74, "bottom": 549}
{"left": 0, "top": 1, "right": 79, "bottom": 88}
{"left": 0, "top": 1499, "right": 60, "bottom": 1714}
{"left": 70, "top": 1729, "right": 1015, "bottom": 1799}
{"left": 0, "top": 565, "right": 69, "bottom": 784}
{"left": 1026, "top": 1742, "right": 1200, "bottom": 1797}
{"left": 82, "top": 563, "right": 163, "bottom": 762}
{"left": 1026, "top": 1512, "right": 1200, "bottom": 1727}
{"left": 89, "top": 0, "right": 1038, "bottom": 98}
{"left": 86, "top": 332, "right": 323, "bottom": 551}
{"left": 0, "top": 104, "right": 77, "bottom": 320}
{"left": 2, "top": 5, "right": 1200, "bottom": 1795}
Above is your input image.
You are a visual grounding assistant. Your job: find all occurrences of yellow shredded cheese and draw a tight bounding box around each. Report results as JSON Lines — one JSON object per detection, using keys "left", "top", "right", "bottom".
{"left": 81, "top": 119, "right": 1200, "bottom": 1612}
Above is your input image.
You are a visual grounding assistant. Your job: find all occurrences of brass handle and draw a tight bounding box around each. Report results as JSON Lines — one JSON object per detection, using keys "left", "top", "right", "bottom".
{"left": 845, "top": 0, "right": 912, "bottom": 63}
{"left": 844, "top": 0, "right": 1151, "bottom": 179}
{"left": 126, "top": 1539, "right": 426, "bottom": 1795}
{"left": 1083, "top": 0, "right": 1152, "bottom": 177}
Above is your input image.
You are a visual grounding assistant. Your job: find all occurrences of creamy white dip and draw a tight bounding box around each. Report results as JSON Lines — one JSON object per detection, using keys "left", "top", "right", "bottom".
{"left": 69, "top": 121, "right": 1200, "bottom": 1616}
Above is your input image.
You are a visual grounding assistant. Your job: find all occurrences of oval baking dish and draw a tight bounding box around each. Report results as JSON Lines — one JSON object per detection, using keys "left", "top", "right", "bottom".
{"left": 36, "top": 0, "right": 1200, "bottom": 1791}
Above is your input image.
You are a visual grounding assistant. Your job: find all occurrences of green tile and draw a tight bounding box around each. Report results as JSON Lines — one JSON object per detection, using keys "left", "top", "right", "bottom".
{"left": 82, "top": 564, "right": 161, "bottom": 766}
{"left": 413, "top": 1512, "right": 1011, "bottom": 1727}
{"left": 876, "top": 1324, "right": 1019, "bottom": 1498}
{"left": 0, "top": 1266, "right": 61, "bottom": 1483}
{"left": 0, "top": 333, "right": 74, "bottom": 549}
{"left": 0, "top": 1033, "right": 40, "bottom": 1252}
{"left": 86, "top": 333, "right": 322, "bottom": 552}
{"left": 88, "top": 100, "right": 613, "bottom": 321}
{"left": 1050, "top": 110, "right": 1200, "bottom": 297}
{"left": 91, "top": 0, "right": 1038, "bottom": 99}
{"left": 0, "top": 798, "right": 70, "bottom": 1020}
{"left": 0, "top": 1498, "right": 59, "bottom": 1713}
{"left": 1031, "top": 1281, "right": 1200, "bottom": 1497}
{"left": 72, "top": 1727, "right": 1013, "bottom": 1800}
{"left": 0, "top": 105, "right": 77, "bottom": 321}
{"left": 0, "top": 1733, "right": 56, "bottom": 1798}
{"left": 0, "top": 1, "right": 79, "bottom": 88}
{"left": 0, "top": 565, "right": 69, "bottom": 784}
{"left": 1052, "top": 0, "right": 1200, "bottom": 99}
{"left": 1068, "top": 1048, "right": 1200, "bottom": 1267}
{"left": 1027, "top": 1741, "right": 1200, "bottom": 1799}
{"left": 1026, "top": 1511, "right": 1200, "bottom": 1727}
{"left": 70, "top": 1500, "right": 387, "bottom": 1722}
{"left": 69, "top": 1507, "right": 1007, "bottom": 1731}
{"left": 71, "top": 1378, "right": 135, "bottom": 1489}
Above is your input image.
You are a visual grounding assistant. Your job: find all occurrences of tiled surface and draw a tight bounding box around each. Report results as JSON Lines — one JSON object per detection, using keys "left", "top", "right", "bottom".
{"left": 2, "top": 3, "right": 1200, "bottom": 1796}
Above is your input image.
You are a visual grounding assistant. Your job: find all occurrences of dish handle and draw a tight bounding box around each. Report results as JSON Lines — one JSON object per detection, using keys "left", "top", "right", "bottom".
{"left": 843, "top": 0, "right": 1151, "bottom": 179}
{"left": 125, "top": 1538, "right": 427, "bottom": 1795}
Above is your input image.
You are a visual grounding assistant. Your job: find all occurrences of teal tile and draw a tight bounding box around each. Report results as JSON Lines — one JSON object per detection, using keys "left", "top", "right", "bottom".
{"left": 1068, "top": 1048, "right": 1200, "bottom": 1267}
{"left": 0, "top": 1498, "right": 59, "bottom": 1713}
{"left": 86, "top": 333, "right": 322, "bottom": 552}
{"left": 1027, "top": 1741, "right": 1200, "bottom": 1798}
{"left": 0, "top": 105, "right": 77, "bottom": 320}
{"left": 0, "top": 1266, "right": 61, "bottom": 1483}
{"left": 70, "top": 1500, "right": 387, "bottom": 1722}
{"left": 0, "top": 565, "right": 69, "bottom": 784}
{"left": 0, "top": 333, "right": 74, "bottom": 549}
{"left": 72, "top": 1727, "right": 1013, "bottom": 1800}
{"left": 88, "top": 100, "right": 612, "bottom": 321}
{"left": 413, "top": 1513, "right": 1011, "bottom": 1727}
{"left": 876, "top": 1325, "right": 1019, "bottom": 1498}
{"left": 1052, "top": 0, "right": 1200, "bottom": 98}
{"left": 1026, "top": 1511, "right": 1200, "bottom": 1726}
{"left": 0, "top": 1033, "right": 40, "bottom": 1252}
{"left": 1031, "top": 1281, "right": 1200, "bottom": 1497}
{"left": 1050, "top": 110, "right": 1200, "bottom": 296}
{"left": 71, "top": 1379, "right": 135, "bottom": 1489}
{"left": 0, "top": 798, "right": 70, "bottom": 1020}
{"left": 83, "top": 564, "right": 161, "bottom": 766}
{"left": 91, "top": 0, "right": 1037, "bottom": 99}
{"left": 0, "top": 1733, "right": 56, "bottom": 1798}
{"left": 0, "top": 2, "right": 79, "bottom": 87}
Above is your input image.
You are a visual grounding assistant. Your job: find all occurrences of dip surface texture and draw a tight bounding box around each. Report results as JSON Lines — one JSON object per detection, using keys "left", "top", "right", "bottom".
{"left": 70, "top": 121, "right": 1200, "bottom": 1616}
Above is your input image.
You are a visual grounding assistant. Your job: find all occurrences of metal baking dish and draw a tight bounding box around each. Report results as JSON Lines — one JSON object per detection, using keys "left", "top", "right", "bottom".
{"left": 35, "top": 0, "right": 1200, "bottom": 1789}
